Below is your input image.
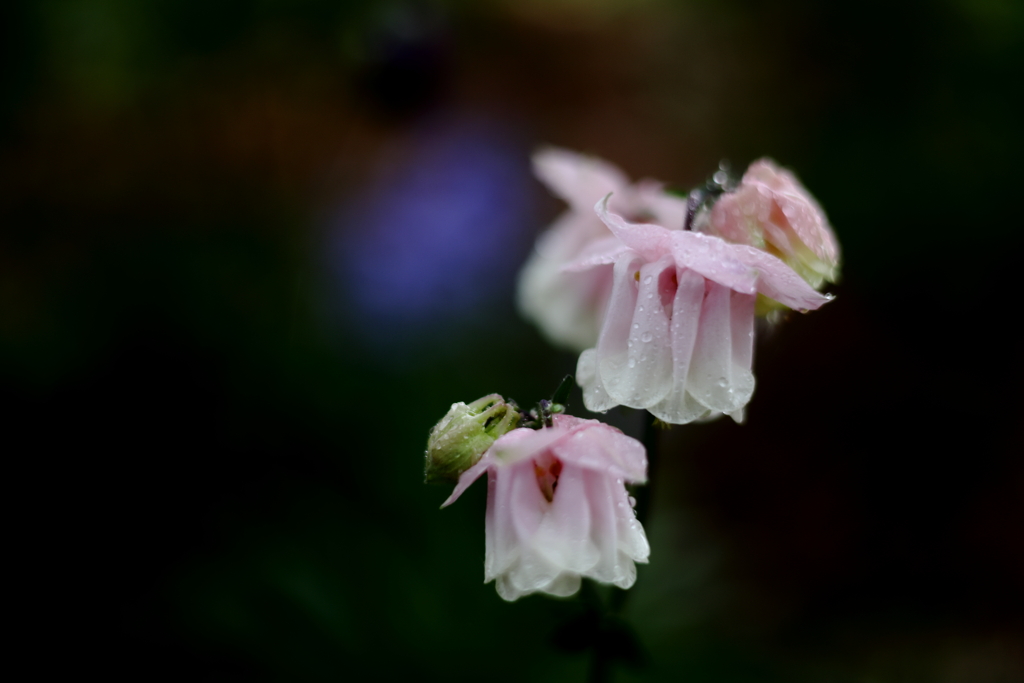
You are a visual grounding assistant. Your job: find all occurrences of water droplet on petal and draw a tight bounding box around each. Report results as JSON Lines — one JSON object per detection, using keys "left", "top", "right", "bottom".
{"left": 641, "top": 332, "right": 653, "bottom": 343}
{"left": 627, "top": 358, "right": 636, "bottom": 368}
{"left": 628, "top": 496, "right": 637, "bottom": 507}
{"left": 643, "top": 275, "right": 653, "bottom": 285}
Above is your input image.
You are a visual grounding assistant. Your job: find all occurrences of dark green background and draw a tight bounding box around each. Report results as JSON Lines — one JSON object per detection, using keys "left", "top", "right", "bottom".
{"left": 3, "top": 1, "right": 1022, "bottom": 680}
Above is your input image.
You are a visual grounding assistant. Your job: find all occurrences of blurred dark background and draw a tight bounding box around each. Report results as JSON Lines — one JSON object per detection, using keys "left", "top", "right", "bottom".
{"left": 3, "top": 0, "right": 1022, "bottom": 681}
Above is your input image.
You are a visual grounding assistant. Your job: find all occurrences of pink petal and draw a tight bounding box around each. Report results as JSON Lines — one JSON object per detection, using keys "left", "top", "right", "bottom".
{"left": 533, "top": 147, "right": 629, "bottom": 213}
{"left": 729, "top": 244, "right": 833, "bottom": 311}
{"left": 637, "top": 182, "right": 688, "bottom": 231}
{"left": 441, "top": 453, "right": 494, "bottom": 508}
{"left": 487, "top": 424, "right": 586, "bottom": 467}
{"left": 670, "top": 231, "right": 759, "bottom": 294}
{"left": 550, "top": 416, "right": 647, "bottom": 483}
{"left": 746, "top": 159, "right": 839, "bottom": 265}
{"left": 594, "top": 195, "right": 674, "bottom": 262}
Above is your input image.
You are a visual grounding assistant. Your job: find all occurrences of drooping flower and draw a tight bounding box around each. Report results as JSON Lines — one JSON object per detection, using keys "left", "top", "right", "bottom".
{"left": 442, "top": 414, "right": 649, "bottom": 601}
{"left": 698, "top": 159, "right": 840, "bottom": 290}
{"left": 573, "top": 196, "right": 833, "bottom": 424}
{"left": 518, "top": 147, "right": 688, "bottom": 351}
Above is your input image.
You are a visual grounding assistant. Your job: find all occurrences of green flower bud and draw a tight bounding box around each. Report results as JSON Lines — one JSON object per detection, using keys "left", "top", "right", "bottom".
{"left": 425, "top": 394, "right": 520, "bottom": 484}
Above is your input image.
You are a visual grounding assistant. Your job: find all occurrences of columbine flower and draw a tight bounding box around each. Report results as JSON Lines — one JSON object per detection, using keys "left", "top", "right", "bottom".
{"left": 441, "top": 414, "right": 649, "bottom": 601}
{"left": 573, "top": 196, "right": 833, "bottom": 424}
{"left": 698, "top": 159, "right": 840, "bottom": 290}
{"left": 517, "top": 147, "right": 688, "bottom": 351}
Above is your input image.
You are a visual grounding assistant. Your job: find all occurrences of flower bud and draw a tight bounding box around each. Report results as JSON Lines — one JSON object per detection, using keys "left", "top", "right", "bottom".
{"left": 425, "top": 394, "right": 520, "bottom": 484}
{"left": 701, "top": 158, "right": 840, "bottom": 292}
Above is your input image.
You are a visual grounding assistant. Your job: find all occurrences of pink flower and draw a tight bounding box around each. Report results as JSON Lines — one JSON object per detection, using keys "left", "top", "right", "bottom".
{"left": 573, "top": 196, "right": 833, "bottom": 424}
{"left": 442, "top": 414, "right": 650, "bottom": 601}
{"left": 701, "top": 159, "right": 840, "bottom": 289}
{"left": 518, "top": 147, "right": 688, "bottom": 351}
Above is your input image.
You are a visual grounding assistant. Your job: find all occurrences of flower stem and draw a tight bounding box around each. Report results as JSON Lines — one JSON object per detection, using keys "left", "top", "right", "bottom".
{"left": 587, "top": 411, "right": 661, "bottom": 682}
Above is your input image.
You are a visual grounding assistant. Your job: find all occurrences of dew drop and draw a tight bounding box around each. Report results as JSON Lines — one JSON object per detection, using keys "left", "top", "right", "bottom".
{"left": 643, "top": 275, "right": 653, "bottom": 285}
{"left": 627, "top": 358, "right": 636, "bottom": 368}
{"left": 633, "top": 323, "right": 639, "bottom": 329}
{"left": 641, "top": 332, "right": 653, "bottom": 343}
{"left": 628, "top": 495, "right": 637, "bottom": 507}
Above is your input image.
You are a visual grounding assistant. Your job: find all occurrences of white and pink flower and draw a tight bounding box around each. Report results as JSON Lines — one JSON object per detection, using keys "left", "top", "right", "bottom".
{"left": 442, "top": 414, "right": 650, "bottom": 601}
{"left": 517, "top": 147, "right": 688, "bottom": 351}
{"left": 573, "top": 196, "right": 833, "bottom": 424}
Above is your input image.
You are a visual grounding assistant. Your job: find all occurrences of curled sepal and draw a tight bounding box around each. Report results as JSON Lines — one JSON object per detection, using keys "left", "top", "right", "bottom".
{"left": 425, "top": 394, "right": 520, "bottom": 484}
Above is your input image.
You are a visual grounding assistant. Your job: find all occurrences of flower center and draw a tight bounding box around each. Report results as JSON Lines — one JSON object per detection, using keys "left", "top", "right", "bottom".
{"left": 533, "top": 453, "right": 563, "bottom": 503}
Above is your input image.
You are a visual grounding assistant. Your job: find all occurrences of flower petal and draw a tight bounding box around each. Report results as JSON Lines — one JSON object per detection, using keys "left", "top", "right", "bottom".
{"left": 533, "top": 147, "right": 629, "bottom": 212}
{"left": 533, "top": 463, "right": 599, "bottom": 573}
{"left": 594, "top": 195, "right": 674, "bottom": 262}
{"left": 485, "top": 466, "right": 518, "bottom": 579}
{"left": 562, "top": 235, "right": 630, "bottom": 272}
{"left": 600, "top": 255, "right": 675, "bottom": 408}
{"left": 730, "top": 244, "right": 833, "bottom": 311}
{"left": 670, "top": 231, "right": 759, "bottom": 294}
{"left": 441, "top": 453, "right": 494, "bottom": 508}
{"left": 550, "top": 416, "right": 647, "bottom": 483}
{"left": 577, "top": 348, "right": 618, "bottom": 413}
{"left": 687, "top": 281, "right": 755, "bottom": 413}
{"left": 488, "top": 425, "right": 582, "bottom": 467}
{"left": 517, "top": 212, "right": 614, "bottom": 351}
{"left": 646, "top": 267, "right": 712, "bottom": 423}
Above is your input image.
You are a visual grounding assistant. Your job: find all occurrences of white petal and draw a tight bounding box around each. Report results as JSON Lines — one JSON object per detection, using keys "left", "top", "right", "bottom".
{"left": 517, "top": 214, "right": 612, "bottom": 351}
{"left": 533, "top": 464, "right": 599, "bottom": 573}
{"left": 539, "top": 572, "right": 582, "bottom": 598}
{"left": 579, "top": 468, "right": 621, "bottom": 585}
{"left": 484, "top": 467, "right": 518, "bottom": 580}
{"left": 596, "top": 252, "right": 674, "bottom": 408}
{"left": 602, "top": 255, "right": 675, "bottom": 408}
{"left": 577, "top": 348, "right": 617, "bottom": 413}
{"left": 645, "top": 268, "right": 706, "bottom": 424}
{"left": 505, "top": 464, "right": 566, "bottom": 595}
{"left": 730, "top": 290, "right": 756, "bottom": 405}
{"left": 687, "top": 281, "right": 755, "bottom": 413}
